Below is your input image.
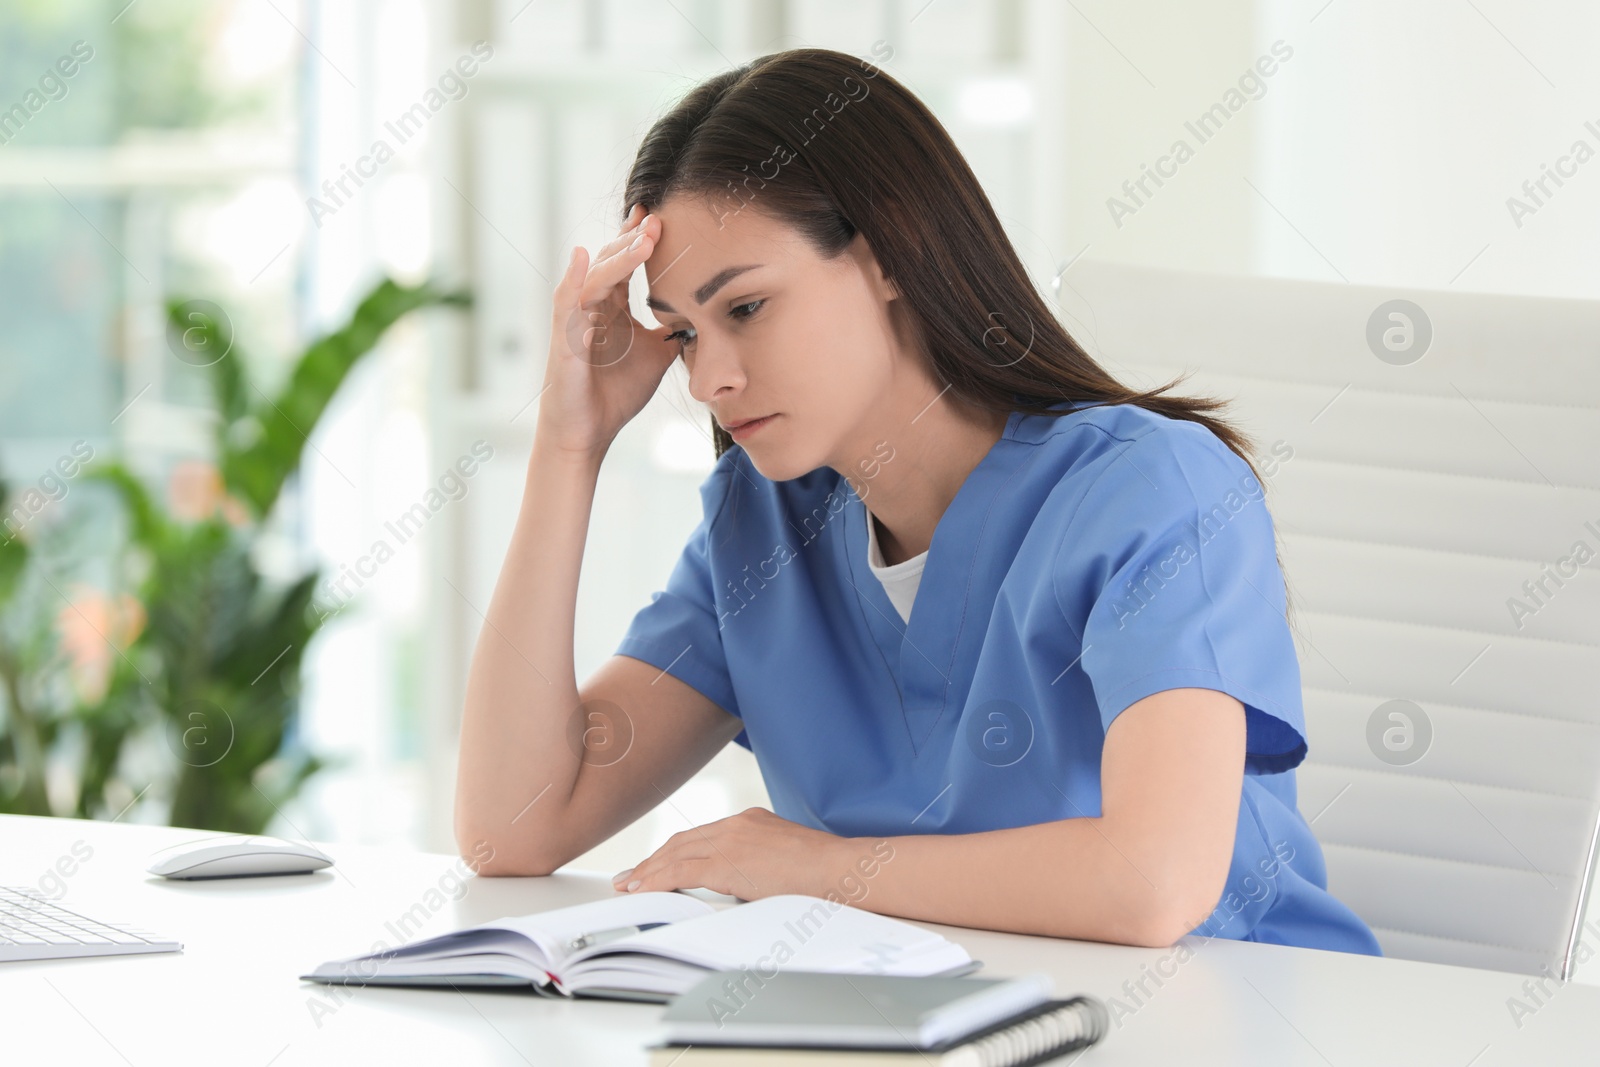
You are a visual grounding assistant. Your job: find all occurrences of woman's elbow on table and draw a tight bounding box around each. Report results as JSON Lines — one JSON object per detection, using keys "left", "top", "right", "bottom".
{"left": 454, "top": 822, "right": 558, "bottom": 878}
{"left": 1124, "top": 875, "right": 1232, "bottom": 948}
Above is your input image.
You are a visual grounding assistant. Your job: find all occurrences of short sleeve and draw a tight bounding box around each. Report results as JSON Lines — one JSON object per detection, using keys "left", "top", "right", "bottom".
{"left": 1054, "top": 425, "right": 1307, "bottom": 774}
{"left": 615, "top": 452, "right": 749, "bottom": 750}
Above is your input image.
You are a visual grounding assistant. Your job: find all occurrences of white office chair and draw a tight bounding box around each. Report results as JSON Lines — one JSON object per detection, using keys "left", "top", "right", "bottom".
{"left": 1058, "top": 259, "right": 1600, "bottom": 978}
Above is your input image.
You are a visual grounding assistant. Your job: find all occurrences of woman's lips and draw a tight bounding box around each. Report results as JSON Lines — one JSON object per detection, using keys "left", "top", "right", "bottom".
{"left": 728, "top": 414, "right": 778, "bottom": 441}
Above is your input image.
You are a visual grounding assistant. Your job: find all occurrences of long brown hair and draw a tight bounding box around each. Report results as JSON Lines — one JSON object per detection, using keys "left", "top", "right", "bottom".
{"left": 621, "top": 46, "right": 1299, "bottom": 632}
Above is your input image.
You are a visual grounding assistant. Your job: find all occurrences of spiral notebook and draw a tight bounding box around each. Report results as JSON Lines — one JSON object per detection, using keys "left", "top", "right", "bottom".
{"left": 302, "top": 892, "right": 981, "bottom": 1003}
{"left": 648, "top": 968, "right": 1110, "bottom": 1066}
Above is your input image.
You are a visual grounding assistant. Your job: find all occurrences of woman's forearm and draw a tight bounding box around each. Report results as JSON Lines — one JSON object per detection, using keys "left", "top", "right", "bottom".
{"left": 454, "top": 432, "right": 605, "bottom": 872}
{"left": 821, "top": 691, "right": 1245, "bottom": 947}
{"left": 827, "top": 814, "right": 1206, "bottom": 949}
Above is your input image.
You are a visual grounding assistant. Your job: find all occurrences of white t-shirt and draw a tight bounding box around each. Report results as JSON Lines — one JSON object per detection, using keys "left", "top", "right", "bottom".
{"left": 865, "top": 509, "right": 927, "bottom": 624}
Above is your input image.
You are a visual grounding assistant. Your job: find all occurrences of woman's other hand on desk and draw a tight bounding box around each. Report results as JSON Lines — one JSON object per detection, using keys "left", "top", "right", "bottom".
{"left": 612, "top": 807, "right": 858, "bottom": 901}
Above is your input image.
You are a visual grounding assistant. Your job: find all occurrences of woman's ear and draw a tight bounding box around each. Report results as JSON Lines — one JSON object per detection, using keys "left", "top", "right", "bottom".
{"left": 849, "top": 232, "right": 901, "bottom": 302}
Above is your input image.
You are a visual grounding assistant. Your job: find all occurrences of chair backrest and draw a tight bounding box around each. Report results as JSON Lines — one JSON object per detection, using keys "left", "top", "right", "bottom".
{"left": 1058, "top": 259, "right": 1600, "bottom": 978}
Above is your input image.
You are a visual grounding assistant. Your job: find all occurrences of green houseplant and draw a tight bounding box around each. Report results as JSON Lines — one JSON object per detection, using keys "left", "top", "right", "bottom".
{"left": 0, "top": 278, "right": 469, "bottom": 831}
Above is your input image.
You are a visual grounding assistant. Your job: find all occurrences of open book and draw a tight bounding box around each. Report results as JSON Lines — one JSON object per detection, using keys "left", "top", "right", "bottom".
{"left": 303, "top": 892, "right": 981, "bottom": 1003}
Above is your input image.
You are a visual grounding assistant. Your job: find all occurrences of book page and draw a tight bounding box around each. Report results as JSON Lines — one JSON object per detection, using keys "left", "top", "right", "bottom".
{"left": 566, "top": 894, "right": 970, "bottom": 978}
{"left": 488, "top": 891, "right": 718, "bottom": 968}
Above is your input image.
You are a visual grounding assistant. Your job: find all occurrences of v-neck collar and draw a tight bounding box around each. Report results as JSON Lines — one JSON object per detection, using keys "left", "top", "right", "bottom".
{"left": 842, "top": 410, "right": 1026, "bottom": 756}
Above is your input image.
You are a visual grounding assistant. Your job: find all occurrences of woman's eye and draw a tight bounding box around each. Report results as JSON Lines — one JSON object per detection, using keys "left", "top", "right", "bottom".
{"left": 664, "top": 300, "right": 764, "bottom": 351}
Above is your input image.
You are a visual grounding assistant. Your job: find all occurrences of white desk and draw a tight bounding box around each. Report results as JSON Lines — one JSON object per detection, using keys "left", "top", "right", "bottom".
{"left": 3, "top": 814, "right": 1597, "bottom": 1065}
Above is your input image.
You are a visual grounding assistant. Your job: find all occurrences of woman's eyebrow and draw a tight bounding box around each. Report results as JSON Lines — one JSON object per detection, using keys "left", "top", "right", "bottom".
{"left": 646, "top": 263, "right": 764, "bottom": 314}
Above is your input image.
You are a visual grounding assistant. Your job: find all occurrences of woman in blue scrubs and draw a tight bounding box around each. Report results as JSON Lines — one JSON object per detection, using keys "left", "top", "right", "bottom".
{"left": 453, "top": 46, "right": 1381, "bottom": 957}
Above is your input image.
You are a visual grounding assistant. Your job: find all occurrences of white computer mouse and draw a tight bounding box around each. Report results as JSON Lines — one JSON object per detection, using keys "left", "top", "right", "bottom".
{"left": 147, "top": 834, "right": 334, "bottom": 880}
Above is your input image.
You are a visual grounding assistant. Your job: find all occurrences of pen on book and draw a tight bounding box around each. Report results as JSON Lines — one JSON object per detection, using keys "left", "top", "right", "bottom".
{"left": 566, "top": 923, "right": 668, "bottom": 952}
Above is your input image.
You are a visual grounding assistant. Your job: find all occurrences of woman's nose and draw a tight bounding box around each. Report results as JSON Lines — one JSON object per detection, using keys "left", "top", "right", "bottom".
{"left": 685, "top": 341, "right": 746, "bottom": 405}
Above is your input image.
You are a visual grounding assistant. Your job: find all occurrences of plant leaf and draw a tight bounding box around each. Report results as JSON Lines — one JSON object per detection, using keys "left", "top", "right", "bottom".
{"left": 220, "top": 279, "right": 470, "bottom": 515}
{"left": 0, "top": 531, "right": 26, "bottom": 607}
{"left": 79, "top": 462, "right": 168, "bottom": 551}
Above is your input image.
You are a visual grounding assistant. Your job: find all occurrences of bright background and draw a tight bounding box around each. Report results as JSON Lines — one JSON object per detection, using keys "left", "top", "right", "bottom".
{"left": 1, "top": 0, "right": 1596, "bottom": 881}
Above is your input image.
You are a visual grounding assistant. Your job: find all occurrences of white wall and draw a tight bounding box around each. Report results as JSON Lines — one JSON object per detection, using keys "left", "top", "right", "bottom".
{"left": 1058, "top": 0, "right": 1600, "bottom": 297}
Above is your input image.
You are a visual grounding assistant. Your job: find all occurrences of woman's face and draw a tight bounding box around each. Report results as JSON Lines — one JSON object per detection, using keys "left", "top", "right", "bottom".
{"left": 642, "top": 195, "right": 917, "bottom": 482}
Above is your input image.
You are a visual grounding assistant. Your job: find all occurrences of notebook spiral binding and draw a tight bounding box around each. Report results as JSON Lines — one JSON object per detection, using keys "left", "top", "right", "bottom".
{"left": 949, "top": 995, "right": 1110, "bottom": 1067}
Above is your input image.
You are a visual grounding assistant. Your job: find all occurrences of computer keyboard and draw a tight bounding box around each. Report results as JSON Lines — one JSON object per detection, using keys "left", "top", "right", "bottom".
{"left": 0, "top": 885, "right": 181, "bottom": 962}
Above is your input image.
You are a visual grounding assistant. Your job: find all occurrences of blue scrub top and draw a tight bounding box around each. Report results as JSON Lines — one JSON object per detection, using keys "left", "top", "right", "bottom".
{"left": 616, "top": 400, "right": 1381, "bottom": 956}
